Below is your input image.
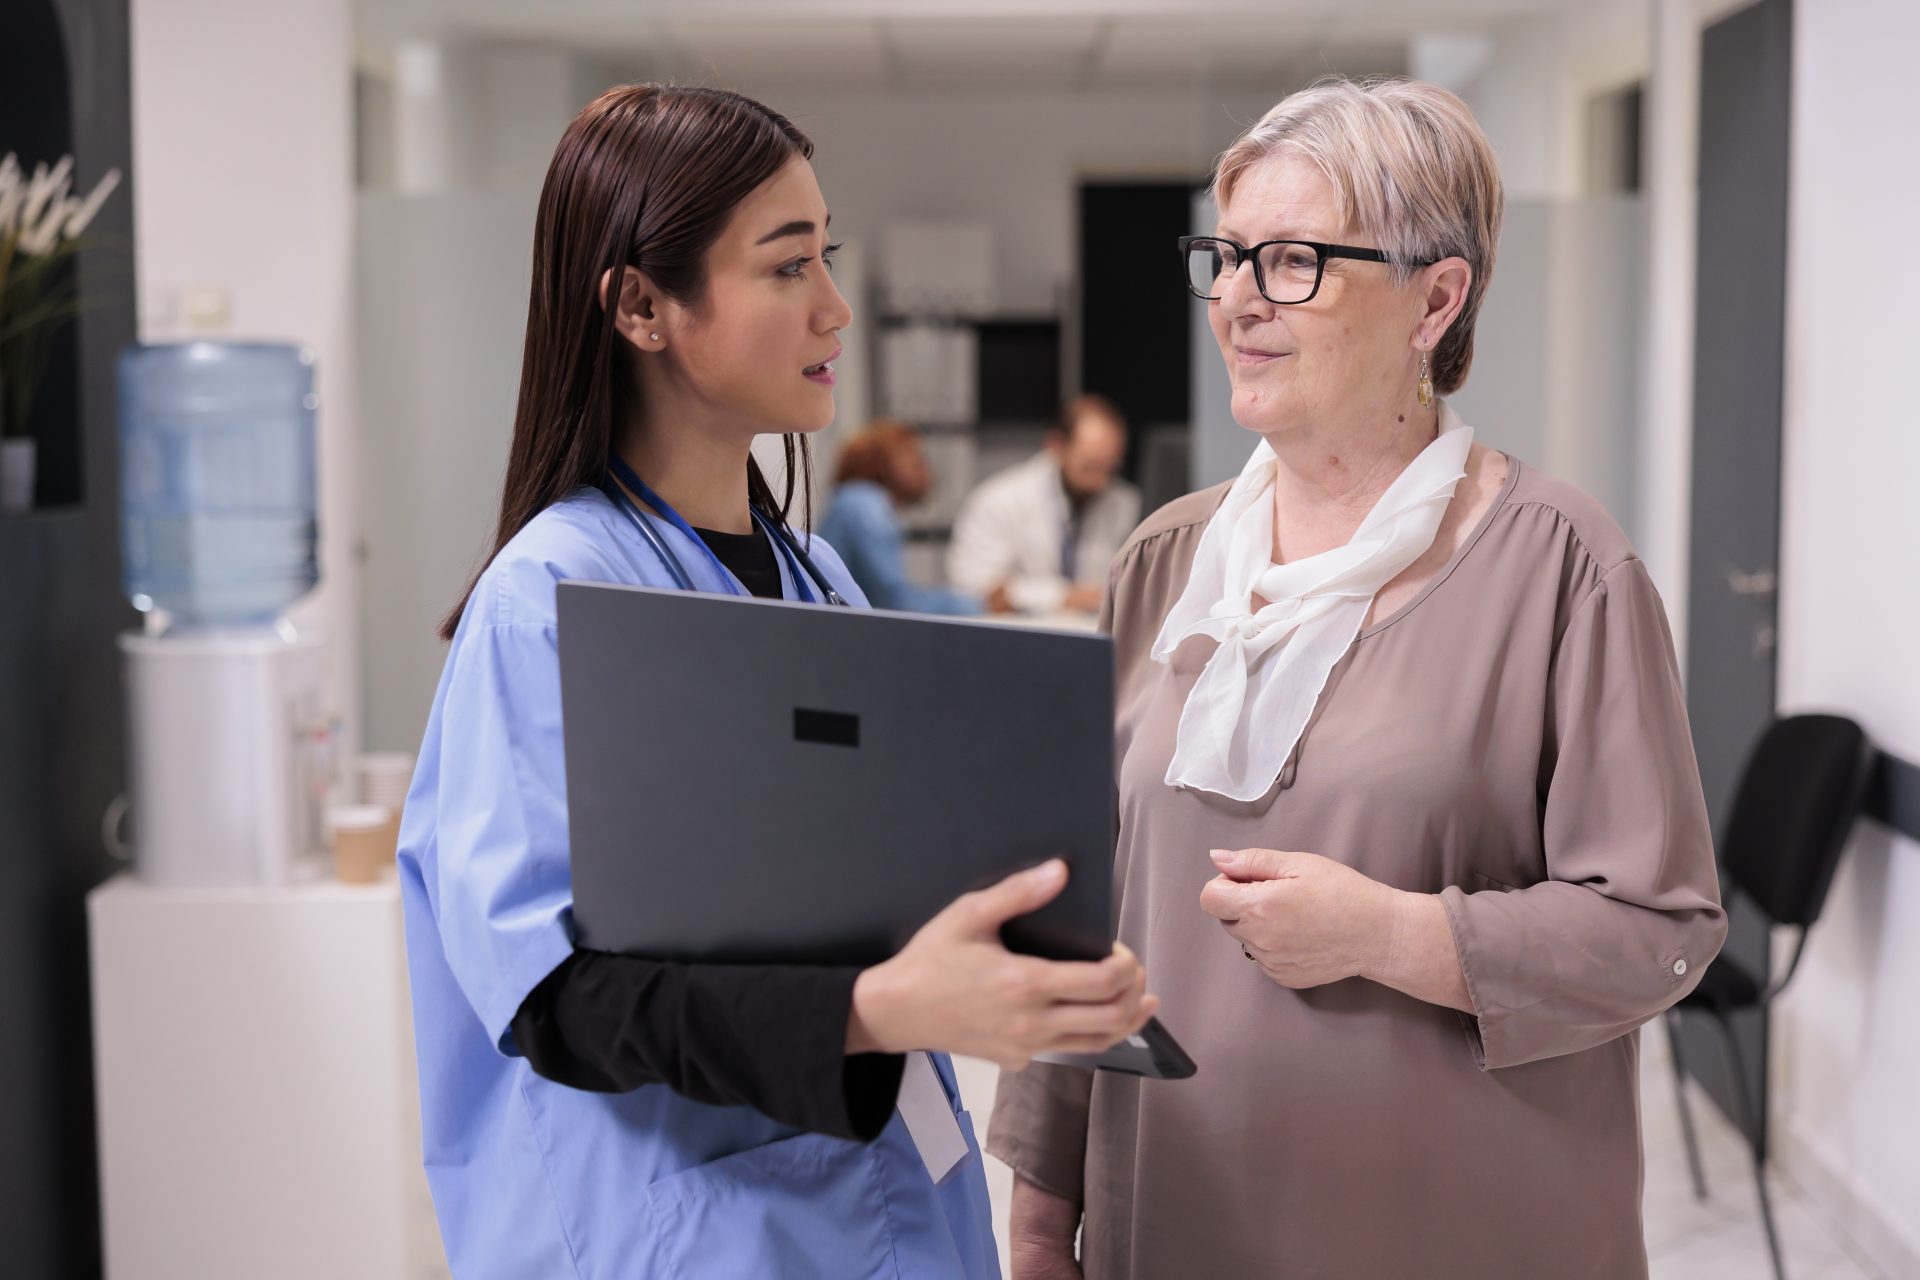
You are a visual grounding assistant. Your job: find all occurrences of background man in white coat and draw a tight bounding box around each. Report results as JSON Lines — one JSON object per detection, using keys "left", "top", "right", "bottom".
{"left": 948, "top": 394, "right": 1140, "bottom": 615}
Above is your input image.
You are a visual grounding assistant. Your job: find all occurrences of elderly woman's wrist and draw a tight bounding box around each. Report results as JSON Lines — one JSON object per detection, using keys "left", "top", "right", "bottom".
{"left": 1359, "top": 890, "right": 1474, "bottom": 1012}
{"left": 1011, "top": 1173, "right": 1083, "bottom": 1245}
{"left": 1360, "top": 884, "right": 1416, "bottom": 984}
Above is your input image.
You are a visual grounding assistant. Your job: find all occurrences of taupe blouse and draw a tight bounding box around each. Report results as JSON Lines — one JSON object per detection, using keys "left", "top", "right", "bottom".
{"left": 988, "top": 458, "right": 1727, "bottom": 1279}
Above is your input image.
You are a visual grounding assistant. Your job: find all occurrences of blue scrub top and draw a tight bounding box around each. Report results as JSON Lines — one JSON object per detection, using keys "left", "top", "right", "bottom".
{"left": 398, "top": 485, "right": 1000, "bottom": 1279}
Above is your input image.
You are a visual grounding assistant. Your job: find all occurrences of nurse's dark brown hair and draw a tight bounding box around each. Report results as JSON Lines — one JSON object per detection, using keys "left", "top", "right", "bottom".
{"left": 440, "top": 84, "right": 816, "bottom": 640}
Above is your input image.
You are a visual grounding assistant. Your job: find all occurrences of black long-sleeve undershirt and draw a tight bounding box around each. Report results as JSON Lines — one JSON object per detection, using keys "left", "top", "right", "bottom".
{"left": 511, "top": 952, "right": 905, "bottom": 1141}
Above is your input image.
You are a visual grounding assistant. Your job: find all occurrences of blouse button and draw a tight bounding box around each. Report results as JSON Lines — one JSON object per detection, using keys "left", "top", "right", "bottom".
{"left": 1672, "top": 958, "right": 1688, "bottom": 977}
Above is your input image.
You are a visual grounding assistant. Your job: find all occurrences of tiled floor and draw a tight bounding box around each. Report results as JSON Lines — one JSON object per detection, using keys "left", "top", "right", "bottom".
{"left": 1640, "top": 1023, "right": 1883, "bottom": 1280}
{"left": 953, "top": 1020, "right": 1888, "bottom": 1278}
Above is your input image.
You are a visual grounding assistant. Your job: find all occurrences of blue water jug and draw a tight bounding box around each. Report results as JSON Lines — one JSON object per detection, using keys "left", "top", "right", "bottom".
{"left": 119, "top": 343, "right": 318, "bottom": 626}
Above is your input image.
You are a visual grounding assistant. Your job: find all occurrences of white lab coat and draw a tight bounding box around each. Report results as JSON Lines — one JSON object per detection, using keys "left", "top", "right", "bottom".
{"left": 947, "top": 451, "right": 1141, "bottom": 613}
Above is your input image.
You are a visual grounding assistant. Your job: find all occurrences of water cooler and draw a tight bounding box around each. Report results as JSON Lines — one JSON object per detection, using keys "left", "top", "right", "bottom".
{"left": 114, "top": 342, "right": 333, "bottom": 887}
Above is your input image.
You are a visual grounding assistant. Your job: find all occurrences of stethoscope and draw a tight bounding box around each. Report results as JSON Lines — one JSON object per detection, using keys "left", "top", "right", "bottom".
{"left": 601, "top": 453, "right": 848, "bottom": 607}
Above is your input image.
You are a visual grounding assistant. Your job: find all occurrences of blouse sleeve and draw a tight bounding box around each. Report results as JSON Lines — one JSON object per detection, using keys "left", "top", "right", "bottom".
{"left": 986, "top": 1060, "right": 1096, "bottom": 1203}
{"left": 1440, "top": 558, "right": 1729, "bottom": 1069}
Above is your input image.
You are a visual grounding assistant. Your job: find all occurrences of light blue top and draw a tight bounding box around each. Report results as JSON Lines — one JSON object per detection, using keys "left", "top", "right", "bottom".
{"left": 398, "top": 484, "right": 999, "bottom": 1279}
{"left": 817, "top": 481, "right": 980, "bottom": 615}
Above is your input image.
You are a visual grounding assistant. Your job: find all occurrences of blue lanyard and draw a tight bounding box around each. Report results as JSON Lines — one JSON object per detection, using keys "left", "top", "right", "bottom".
{"left": 602, "top": 454, "right": 845, "bottom": 606}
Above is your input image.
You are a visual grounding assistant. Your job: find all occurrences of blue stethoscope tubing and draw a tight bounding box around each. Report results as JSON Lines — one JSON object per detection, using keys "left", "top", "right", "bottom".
{"left": 601, "top": 453, "right": 848, "bottom": 607}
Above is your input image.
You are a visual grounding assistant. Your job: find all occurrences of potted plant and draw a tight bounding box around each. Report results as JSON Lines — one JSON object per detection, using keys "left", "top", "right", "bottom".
{"left": 0, "top": 150, "right": 120, "bottom": 512}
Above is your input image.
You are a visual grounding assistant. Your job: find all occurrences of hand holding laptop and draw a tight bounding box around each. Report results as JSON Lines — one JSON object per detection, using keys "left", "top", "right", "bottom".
{"left": 845, "top": 859, "right": 1157, "bottom": 1071}
{"left": 559, "top": 581, "right": 1196, "bottom": 1079}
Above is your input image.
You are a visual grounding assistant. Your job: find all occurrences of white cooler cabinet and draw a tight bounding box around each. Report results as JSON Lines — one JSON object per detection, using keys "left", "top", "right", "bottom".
{"left": 88, "top": 874, "right": 447, "bottom": 1279}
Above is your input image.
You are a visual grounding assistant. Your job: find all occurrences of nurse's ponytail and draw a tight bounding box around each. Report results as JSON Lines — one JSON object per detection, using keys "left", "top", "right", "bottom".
{"left": 441, "top": 84, "right": 816, "bottom": 641}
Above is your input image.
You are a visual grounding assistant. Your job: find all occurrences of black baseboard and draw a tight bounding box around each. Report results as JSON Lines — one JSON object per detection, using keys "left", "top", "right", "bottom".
{"left": 1864, "top": 751, "right": 1920, "bottom": 844}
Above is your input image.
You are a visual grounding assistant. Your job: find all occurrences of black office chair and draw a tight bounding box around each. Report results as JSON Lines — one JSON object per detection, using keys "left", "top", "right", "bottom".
{"left": 1665, "top": 714, "right": 1875, "bottom": 1280}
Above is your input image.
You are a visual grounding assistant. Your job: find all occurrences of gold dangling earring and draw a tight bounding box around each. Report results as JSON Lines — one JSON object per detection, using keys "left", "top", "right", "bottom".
{"left": 1416, "top": 349, "right": 1434, "bottom": 409}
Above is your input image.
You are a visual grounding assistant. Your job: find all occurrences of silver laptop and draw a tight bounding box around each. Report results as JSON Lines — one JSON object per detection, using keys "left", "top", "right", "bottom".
{"left": 556, "top": 581, "right": 1193, "bottom": 1079}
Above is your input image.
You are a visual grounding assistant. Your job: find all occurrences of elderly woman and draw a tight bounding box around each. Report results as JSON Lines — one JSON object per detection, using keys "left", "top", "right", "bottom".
{"left": 989, "top": 78, "right": 1727, "bottom": 1279}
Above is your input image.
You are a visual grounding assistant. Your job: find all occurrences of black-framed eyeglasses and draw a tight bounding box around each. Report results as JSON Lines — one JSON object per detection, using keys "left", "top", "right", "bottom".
{"left": 1178, "top": 235, "right": 1424, "bottom": 305}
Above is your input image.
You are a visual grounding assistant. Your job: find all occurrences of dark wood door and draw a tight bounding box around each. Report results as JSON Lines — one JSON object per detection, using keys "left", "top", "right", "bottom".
{"left": 1681, "top": 0, "right": 1793, "bottom": 1154}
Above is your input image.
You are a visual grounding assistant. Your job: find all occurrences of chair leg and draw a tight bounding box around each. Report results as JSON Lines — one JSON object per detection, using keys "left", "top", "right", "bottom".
{"left": 1666, "top": 1012, "right": 1710, "bottom": 1201}
{"left": 1709, "top": 1011, "right": 1785, "bottom": 1280}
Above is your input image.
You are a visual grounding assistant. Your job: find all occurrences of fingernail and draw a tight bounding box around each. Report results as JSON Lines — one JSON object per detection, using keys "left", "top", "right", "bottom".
{"left": 1035, "top": 858, "right": 1067, "bottom": 883}
{"left": 1112, "top": 941, "right": 1137, "bottom": 962}
{"left": 1208, "top": 849, "right": 1232, "bottom": 865}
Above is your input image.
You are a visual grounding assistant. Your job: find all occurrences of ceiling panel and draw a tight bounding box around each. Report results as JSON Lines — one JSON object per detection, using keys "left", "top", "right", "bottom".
{"left": 880, "top": 16, "right": 1106, "bottom": 86}
{"left": 662, "top": 18, "right": 892, "bottom": 86}
{"left": 1094, "top": 14, "right": 1420, "bottom": 89}
{"left": 1096, "top": 15, "right": 1339, "bottom": 84}
{"left": 360, "top": 0, "right": 1610, "bottom": 89}
{"left": 1094, "top": 19, "right": 1216, "bottom": 81}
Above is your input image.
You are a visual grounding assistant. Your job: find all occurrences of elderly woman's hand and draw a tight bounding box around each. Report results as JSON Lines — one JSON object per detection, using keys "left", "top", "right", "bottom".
{"left": 1199, "top": 848, "right": 1403, "bottom": 988}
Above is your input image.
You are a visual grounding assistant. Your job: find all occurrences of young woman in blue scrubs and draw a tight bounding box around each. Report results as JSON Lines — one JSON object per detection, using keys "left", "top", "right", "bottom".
{"left": 396, "top": 84, "right": 1155, "bottom": 1279}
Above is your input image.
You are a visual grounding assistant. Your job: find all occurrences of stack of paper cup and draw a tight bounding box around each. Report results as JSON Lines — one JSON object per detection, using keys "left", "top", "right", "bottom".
{"left": 357, "top": 752, "right": 416, "bottom": 816}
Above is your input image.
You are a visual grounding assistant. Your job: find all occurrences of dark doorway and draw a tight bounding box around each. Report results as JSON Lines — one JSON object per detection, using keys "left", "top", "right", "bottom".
{"left": 2, "top": 0, "right": 85, "bottom": 507}
{"left": 1078, "top": 181, "right": 1196, "bottom": 486}
{"left": 1680, "top": 0, "right": 1793, "bottom": 1154}
{"left": 0, "top": 2, "right": 138, "bottom": 1275}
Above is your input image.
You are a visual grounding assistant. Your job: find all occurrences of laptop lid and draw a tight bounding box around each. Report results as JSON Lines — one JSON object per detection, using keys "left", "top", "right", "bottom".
{"left": 556, "top": 581, "right": 1116, "bottom": 967}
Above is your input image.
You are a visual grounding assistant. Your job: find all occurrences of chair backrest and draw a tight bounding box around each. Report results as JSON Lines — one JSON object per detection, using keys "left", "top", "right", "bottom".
{"left": 1721, "top": 714, "right": 1875, "bottom": 928}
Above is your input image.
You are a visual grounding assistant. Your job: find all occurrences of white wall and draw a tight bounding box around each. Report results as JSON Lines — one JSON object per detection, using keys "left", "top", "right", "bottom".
{"left": 1442, "top": 195, "right": 1643, "bottom": 535}
{"left": 1773, "top": 0, "right": 1920, "bottom": 1273}
{"left": 759, "top": 83, "right": 1266, "bottom": 314}
{"left": 355, "top": 193, "right": 537, "bottom": 752}
{"left": 1443, "top": 1, "right": 1650, "bottom": 549}
{"left": 352, "top": 43, "right": 586, "bottom": 751}
{"left": 391, "top": 40, "right": 580, "bottom": 194}
{"left": 1637, "top": 0, "right": 1702, "bottom": 651}
{"left": 1450, "top": 1, "right": 1647, "bottom": 204}
{"left": 462, "top": 66, "right": 1306, "bottom": 314}
{"left": 1458, "top": 16, "right": 1575, "bottom": 202}
{"left": 131, "top": 0, "right": 360, "bottom": 755}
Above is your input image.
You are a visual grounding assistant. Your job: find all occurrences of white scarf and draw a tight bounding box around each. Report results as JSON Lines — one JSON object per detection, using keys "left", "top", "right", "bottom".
{"left": 1151, "top": 404, "right": 1473, "bottom": 801}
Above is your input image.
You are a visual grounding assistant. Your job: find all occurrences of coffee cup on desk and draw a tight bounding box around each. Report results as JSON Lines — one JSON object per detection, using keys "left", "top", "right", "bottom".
{"left": 328, "top": 804, "right": 396, "bottom": 884}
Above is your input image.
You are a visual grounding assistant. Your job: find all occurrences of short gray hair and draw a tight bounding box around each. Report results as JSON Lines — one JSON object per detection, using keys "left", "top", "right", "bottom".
{"left": 1212, "top": 77, "right": 1504, "bottom": 395}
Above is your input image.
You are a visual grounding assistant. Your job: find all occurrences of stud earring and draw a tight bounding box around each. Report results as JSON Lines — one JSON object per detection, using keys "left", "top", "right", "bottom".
{"left": 1416, "top": 350, "right": 1434, "bottom": 409}
{"left": 650, "top": 332, "right": 660, "bottom": 342}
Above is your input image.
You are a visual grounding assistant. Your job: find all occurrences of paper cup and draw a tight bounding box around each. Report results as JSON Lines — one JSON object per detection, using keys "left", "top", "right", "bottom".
{"left": 329, "top": 804, "right": 395, "bottom": 884}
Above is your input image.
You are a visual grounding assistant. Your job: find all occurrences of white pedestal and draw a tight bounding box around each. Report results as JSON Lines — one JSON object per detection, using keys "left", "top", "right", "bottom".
{"left": 88, "top": 874, "right": 447, "bottom": 1279}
